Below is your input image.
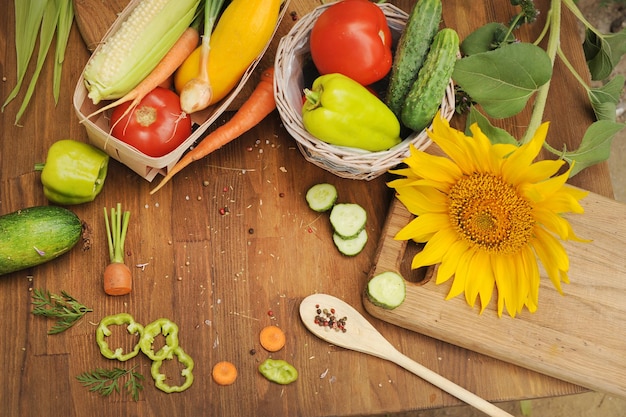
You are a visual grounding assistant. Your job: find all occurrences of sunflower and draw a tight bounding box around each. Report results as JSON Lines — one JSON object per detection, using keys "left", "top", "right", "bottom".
{"left": 389, "top": 114, "right": 588, "bottom": 317}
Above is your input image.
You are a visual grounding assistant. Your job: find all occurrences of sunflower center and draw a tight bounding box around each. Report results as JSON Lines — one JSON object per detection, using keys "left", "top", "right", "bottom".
{"left": 448, "top": 172, "right": 534, "bottom": 254}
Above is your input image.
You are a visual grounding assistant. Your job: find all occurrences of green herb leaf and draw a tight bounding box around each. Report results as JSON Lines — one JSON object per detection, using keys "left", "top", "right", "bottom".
{"left": 564, "top": 120, "right": 626, "bottom": 177}
{"left": 452, "top": 42, "right": 553, "bottom": 119}
{"left": 76, "top": 367, "right": 144, "bottom": 401}
{"left": 31, "top": 289, "right": 92, "bottom": 334}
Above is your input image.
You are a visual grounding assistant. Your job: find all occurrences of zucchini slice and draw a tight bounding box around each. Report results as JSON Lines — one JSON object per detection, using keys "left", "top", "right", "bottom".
{"left": 332, "top": 229, "right": 368, "bottom": 256}
{"left": 305, "top": 183, "right": 338, "bottom": 212}
{"left": 329, "top": 203, "right": 367, "bottom": 239}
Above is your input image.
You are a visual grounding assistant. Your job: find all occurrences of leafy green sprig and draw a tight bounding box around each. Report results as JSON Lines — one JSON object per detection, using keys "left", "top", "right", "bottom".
{"left": 453, "top": 0, "right": 626, "bottom": 177}
{"left": 31, "top": 289, "right": 92, "bottom": 334}
{"left": 76, "top": 367, "right": 144, "bottom": 401}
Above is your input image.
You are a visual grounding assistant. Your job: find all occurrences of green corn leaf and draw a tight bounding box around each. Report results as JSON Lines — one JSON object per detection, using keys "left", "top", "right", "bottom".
{"left": 53, "top": 0, "right": 74, "bottom": 103}
{"left": 14, "top": 0, "right": 60, "bottom": 124}
{"left": 2, "top": 0, "right": 48, "bottom": 112}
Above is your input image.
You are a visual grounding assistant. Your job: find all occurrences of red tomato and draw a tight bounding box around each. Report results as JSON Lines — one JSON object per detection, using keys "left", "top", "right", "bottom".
{"left": 110, "top": 87, "right": 192, "bottom": 157}
{"left": 309, "top": 0, "right": 393, "bottom": 86}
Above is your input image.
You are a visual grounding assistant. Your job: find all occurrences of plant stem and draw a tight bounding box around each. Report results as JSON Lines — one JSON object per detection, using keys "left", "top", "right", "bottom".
{"left": 521, "top": 0, "right": 562, "bottom": 145}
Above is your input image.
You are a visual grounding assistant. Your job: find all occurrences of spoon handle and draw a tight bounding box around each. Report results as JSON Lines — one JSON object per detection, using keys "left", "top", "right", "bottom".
{"left": 387, "top": 349, "right": 515, "bottom": 417}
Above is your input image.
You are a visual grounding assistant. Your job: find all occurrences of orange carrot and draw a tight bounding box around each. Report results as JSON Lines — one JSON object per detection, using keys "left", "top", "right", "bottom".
{"left": 212, "top": 361, "right": 238, "bottom": 385}
{"left": 103, "top": 204, "right": 132, "bottom": 296}
{"left": 150, "top": 67, "right": 277, "bottom": 195}
{"left": 259, "top": 325, "right": 286, "bottom": 352}
{"left": 103, "top": 263, "right": 132, "bottom": 295}
{"left": 82, "top": 27, "right": 200, "bottom": 123}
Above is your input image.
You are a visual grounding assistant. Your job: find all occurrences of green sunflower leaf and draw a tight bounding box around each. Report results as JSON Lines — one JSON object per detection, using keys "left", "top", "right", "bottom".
{"left": 452, "top": 42, "right": 552, "bottom": 119}
{"left": 588, "top": 74, "right": 625, "bottom": 122}
{"left": 466, "top": 106, "right": 519, "bottom": 145}
{"left": 564, "top": 120, "right": 626, "bottom": 177}
{"left": 583, "top": 27, "right": 626, "bottom": 81}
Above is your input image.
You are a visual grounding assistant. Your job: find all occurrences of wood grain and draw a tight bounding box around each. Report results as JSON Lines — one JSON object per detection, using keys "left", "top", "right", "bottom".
{"left": 0, "top": 0, "right": 616, "bottom": 416}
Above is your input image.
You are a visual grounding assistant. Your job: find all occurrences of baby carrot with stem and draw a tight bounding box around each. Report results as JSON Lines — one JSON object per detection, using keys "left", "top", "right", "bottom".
{"left": 150, "top": 66, "right": 276, "bottom": 194}
{"left": 81, "top": 25, "right": 201, "bottom": 126}
{"left": 103, "top": 203, "right": 132, "bottom": 296}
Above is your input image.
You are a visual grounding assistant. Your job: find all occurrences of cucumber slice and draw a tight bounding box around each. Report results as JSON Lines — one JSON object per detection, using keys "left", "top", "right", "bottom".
{"left": 306, "top": 183, "right": 338, "bottom": 212}
{"left": 329, "top": 203, "right": 367, "bottom": 239}
{"left": 366, "top": 271, "right": 406, "bottom": 309}
{"left": 332, "top": 229, "right": 368, "bottom": 256}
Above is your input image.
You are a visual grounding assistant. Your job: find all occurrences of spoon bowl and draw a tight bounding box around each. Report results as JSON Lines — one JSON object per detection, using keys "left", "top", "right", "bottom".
{"left": 299, "top": 293, "right": 514, "bottom": 417}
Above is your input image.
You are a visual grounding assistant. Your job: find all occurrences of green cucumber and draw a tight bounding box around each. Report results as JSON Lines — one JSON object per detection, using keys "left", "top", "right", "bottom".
{"left": 385, "top": 0, "right": 442, "bottom": 119}
{"left": 333, "top": 229, "right": 368, "bottom": 256}
{"left": 306, "top": 183, "right": 338, "bottom": 212}
{"left": 401, "top": 28, "right": 460, "bottom": 132}
{"left": 329, "top": 203, "right": 367, "bottom": 239}
{"left": 366, "top": 271, "right": 406, "bottom": 309}
{"left": 0, "top": 206, "right": 83, "bottom": 275}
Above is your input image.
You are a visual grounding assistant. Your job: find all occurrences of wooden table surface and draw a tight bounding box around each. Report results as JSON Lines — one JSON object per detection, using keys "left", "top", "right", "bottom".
{"left": 0, "top": 0, "right": 615, "bottom": 416}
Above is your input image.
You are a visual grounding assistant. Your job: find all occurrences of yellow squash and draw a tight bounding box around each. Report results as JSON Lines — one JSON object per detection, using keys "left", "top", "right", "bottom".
{"left": 174, "top": 0, "right": 281, "bottom": 106}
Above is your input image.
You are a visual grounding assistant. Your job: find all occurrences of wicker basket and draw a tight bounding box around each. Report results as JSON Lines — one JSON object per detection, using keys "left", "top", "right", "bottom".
{"left": 274, "top": 2, "right": 455, "bottom": 181}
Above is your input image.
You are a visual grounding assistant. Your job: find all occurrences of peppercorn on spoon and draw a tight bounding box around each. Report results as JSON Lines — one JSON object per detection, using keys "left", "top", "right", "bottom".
{"left": 299, "top": 294, "right": 514, "bottom": 417}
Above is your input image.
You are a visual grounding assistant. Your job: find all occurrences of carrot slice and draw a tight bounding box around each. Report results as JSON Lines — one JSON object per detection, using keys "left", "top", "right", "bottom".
{"left": 259, "top": 325, "right": 286, "bottom": 352}
{"left": 212, "top": 361, "right": 238, "bottom": 386}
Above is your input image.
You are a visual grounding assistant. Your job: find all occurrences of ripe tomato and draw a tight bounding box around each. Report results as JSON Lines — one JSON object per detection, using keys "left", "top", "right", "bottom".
{"left": 110, "top": 87, "right": 192, "bottom": 157}
{"left": 309, "top": 0, "right": 392, "bottom": 86}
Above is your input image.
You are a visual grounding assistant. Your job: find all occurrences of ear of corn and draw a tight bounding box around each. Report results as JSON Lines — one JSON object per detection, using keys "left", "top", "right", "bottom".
{"left": 82, "top": 0, "right": 200, "bottom": 104}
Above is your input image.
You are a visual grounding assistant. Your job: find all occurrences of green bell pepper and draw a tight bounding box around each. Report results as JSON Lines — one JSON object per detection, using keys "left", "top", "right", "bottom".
{"left": 302, "top": 73, "right": 402, "bottom": 152}
{"left": 258, "top": 358, "right": 298, "bottom": 385}
{"left": 139, "top": 318, "right": 180, "bottom": 361}
{"left": 36, "top": 139, "right": 109, "bottom": 205}
{"left": 151, "top": 346, "right": 195, "bottom": 393}
{"left": 95, "top": 313, "right": 144, "bottom": 361}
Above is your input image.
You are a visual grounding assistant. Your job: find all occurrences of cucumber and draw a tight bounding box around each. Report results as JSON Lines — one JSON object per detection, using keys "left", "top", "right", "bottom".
{"left": 385, "top": 0, "right": 442, "bottom": 119}
{"left": 329, "top": 203, "right": 367, "bottom": 239}
{"left": 366, "top": 271, "right": 406, "bottom": 309}
{"left": 332, "top": 229, "right": 368, "bottom": 256}
{"left": 306, "top": 183, "right": 338, "bottom": 212}
{"left": 401, "top": 28, "right": 460, "bottom": 132}
{"left": 0, "top": 206, "right": 83, "bottom": 275}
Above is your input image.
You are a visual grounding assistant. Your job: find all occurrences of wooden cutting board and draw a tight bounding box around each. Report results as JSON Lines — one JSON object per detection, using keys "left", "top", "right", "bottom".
{"left": 364, "top": 191, "right": 626, "bottom": 398}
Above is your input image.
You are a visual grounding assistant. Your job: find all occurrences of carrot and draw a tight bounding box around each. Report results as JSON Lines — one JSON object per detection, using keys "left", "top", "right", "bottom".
{"left": 150, "top": 66, "right": 276, "bottom": 195}
{"left": 259, "top": 325, "right": 286, "bottom": 352}
{"left": 82, "top": 26, "right": 200, "bottom": 124}
{"left": 103, "top": 203, "right": 132, "bottom": 296}
{"left": 212, "top": 361, "right": 238, "bottom": 385}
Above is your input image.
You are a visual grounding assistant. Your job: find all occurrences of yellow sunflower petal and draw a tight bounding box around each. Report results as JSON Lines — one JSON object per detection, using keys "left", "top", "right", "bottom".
{"left": 395, "top": 186, "right": 448, "bottom": 215}
{"left": 464, "top": 250, "right": 495, "bottom": 311}
{"left": 445, "top": 249, "right": 473, "bottom": 300}
{"left": 395, "top": 212, "right": 450, "bottom": 242}
{"left": 531, "top": 227, "right": 570, "bottom": 293}
{"left": 506, "top": 159, "right": 564, "bottom": 186}
{"left": 492, "top": 254, "right": 518, "bottom": 317}
{"left": 403, "top": 151, "right": 463, "bottom": 185}
{"left": 533, "top": 208, "right": 578, "bottom": 240}
{"left": 410, "top": 228, "right": 458, "bottom": 269}
{"left": 436, "top": 239, "right": 471, "bottom": 284}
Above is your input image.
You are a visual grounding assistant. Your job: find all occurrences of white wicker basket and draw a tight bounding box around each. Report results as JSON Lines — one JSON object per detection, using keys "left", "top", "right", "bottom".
{"left": 274, "top": 2, "right": 455, "bottom": 181}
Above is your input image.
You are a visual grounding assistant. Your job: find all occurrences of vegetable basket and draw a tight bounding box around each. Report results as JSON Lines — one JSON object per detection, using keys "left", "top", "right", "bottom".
{"left": 274, "top": 2, "right": 455, "bottom": 181}
{"left": 73, "top": 0, "right": 289, "bottom": 182}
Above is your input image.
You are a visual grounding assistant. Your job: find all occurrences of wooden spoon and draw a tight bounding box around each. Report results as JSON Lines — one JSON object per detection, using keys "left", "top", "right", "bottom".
{"left": 299, "top": 294, "right": 515, "bottom": 417}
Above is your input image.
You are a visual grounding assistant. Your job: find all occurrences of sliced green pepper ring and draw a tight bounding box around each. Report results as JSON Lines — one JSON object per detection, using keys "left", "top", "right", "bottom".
{"left": 258, "top": 358, "right": 298, "bottom": 385}
{"left": 96, "top": 313, "right": 144, "bottom": 361}
{"left": 151, "top": 345, "right": 195, "bottom": 393}
{"left": 139, "top": 318, "right": 180, "bottom": 361}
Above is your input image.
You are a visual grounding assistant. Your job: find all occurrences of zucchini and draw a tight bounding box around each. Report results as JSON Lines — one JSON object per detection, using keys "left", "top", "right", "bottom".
{"left": 329, "top": 203, "right": 367, "bottom": 239}
{"left": 385, "top": 0, "right": 442, "bottom": 119}
{"left": 401, "top": 28, "right": 460, "bottom": 132}
{"left": 306, "top": 183, "right": 338, "bottom": 212}
{"left": 0, "top": 206, "right": 83, "bottom": 275}
{"left": 366, "top": 271, "right": 406, "bottom": 309}
{"left": 333, "top": 229, "right": 368, "bottom": 257}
